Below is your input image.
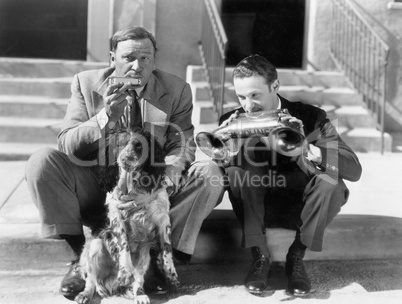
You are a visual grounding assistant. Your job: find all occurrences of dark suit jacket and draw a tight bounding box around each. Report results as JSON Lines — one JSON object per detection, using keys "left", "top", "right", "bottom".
{"left": 58, "top": 67, "right": 196, "bottom": 184}
{"left": 219, "top": 95, "right": 362, "bottom": 182}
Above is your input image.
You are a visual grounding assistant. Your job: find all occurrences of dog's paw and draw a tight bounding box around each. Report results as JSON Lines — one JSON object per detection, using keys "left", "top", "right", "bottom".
{"left": 117, "top": 272, "right": 133, "bottom": 287}
{"left": 169, "top": 274, "right": 180, "bottom": 287}
{"left": 135, "top": 294, "right": 150, "bottom": 304}
{"left": 74, "top": 292, "right": 91, "bottom": 304}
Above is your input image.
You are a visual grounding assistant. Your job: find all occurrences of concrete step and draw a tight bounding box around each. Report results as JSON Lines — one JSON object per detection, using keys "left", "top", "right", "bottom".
{"left": 338, "top": 127, "right": 392, "bottom": 153}
{"left": 187, "top": 65, "right": 351, "bottom": 88}
{"left": 322, "top": 105, "right": 377, "bottom": 129}
{"left": 194, "top": 85, "right": 361, "bottom": 107}
{"left": 279, "top": 86, "right": 362, "bottom": 106}
{"left": 0, "top": 95, "right": 68, "bottom": 119}
{"left": 0, "top": 57, "right": 108, "bottom": 78}
{"left": 389, "top": 131, "right": 402, "bottom": 152}
{"left": 1, "top": 213, "right": 401, "bottom": 269}
{"left": 194, "top": 100, "right": 239, "bottom": 124}
{"left": 0, "top": 142, "right": 58, "bottom": 161}
{"left": 0, "top": 77, "right": 71, "bottom": 98}
{"left": 198, "top": 213, "right": 402, "bottom": 263}
{"left": 0, "top": 117, "right": 61, "bottom": 144}
{"left": 275, "top": 69, "right": 350, "bottom": 88}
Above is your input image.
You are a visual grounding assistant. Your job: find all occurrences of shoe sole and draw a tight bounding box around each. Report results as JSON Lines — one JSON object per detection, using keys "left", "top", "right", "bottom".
{"left": 244, "top": 286, "right": 268, "bottom": 295}
{"left": 144, "top": 288, "right": 168, "bottom": 295}
{"left": 286, "top": 289, "right": 311, "bottom": 297}
{"left": 60, "top": 293, "right": 76, "bottom": 301}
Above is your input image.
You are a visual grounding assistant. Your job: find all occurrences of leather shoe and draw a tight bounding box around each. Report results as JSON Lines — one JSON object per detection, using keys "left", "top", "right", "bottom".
{"left": 143, "top": 274, "right": 168, "bottom": 295}
{"left": 59, "top": 259, "right": 86, "bottom": 300}
{"left": 285, "top": 252, "right": 311, "bottom": 296}
{"left": 244, "top": 247, "right": 271, "bottom": 294}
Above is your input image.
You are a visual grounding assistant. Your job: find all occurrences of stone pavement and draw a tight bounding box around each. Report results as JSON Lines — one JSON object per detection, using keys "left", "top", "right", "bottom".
{"left": 1, "top": 152, "right": 402, "bottom": 303}
{"left": 1, "top": 260, "right": 402, "bottom": 304}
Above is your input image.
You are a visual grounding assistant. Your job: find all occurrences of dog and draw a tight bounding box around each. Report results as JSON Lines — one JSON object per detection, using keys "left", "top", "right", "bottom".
{"left": 75, "top": 130, "right": 179, "bottom": 304}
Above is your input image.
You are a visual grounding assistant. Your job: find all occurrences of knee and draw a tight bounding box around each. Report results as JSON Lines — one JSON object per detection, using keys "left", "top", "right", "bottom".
{"left": 207, "top": 161, "right": 225, "bottom": 179}
{"left": 322, "top": 178, "right": 348, "bottom": 196}
{"left": 191, "top": 160, "right": 224, "bottom": 180}
{"left": 206, "top": 161, "right": 226, "bottom": 193}
{"left": 25, "top": 148, "right": 62, "bottom": 182}
{"left": 309, "top": 176, "right": 350, "bottom": 205}
{"left": 192, "top": 160, "right": 226, "bottom": 195}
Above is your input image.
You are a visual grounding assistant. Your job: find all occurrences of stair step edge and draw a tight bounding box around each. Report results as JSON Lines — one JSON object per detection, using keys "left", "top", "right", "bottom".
{"left": 0, "top": 117, "right": 62, "bottom": 127}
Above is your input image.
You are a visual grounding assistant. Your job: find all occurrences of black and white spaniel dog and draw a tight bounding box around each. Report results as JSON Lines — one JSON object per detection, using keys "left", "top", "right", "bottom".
{"left": 75, "top": 130, "right": 179, "bottom": 304}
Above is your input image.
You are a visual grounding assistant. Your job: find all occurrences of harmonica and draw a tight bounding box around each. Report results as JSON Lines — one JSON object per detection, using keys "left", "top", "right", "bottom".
{"left": 108, "top": 77, "right": 142, "bottom": 86}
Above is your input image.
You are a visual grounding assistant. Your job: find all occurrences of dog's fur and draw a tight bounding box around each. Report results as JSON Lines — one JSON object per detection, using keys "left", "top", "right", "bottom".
{"left": 75, "top": 130, "right": 179, "bottom": 304}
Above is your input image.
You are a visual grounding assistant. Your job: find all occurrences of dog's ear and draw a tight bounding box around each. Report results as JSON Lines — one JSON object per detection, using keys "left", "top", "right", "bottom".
{"left": 149, "top": 135, "right": 165, "bottom": 166}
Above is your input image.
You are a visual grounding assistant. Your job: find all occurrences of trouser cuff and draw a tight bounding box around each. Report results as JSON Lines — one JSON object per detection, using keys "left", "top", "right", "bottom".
{"left": 243, "top": 233, "right": 267, "bottom": 248}
{"left": 41, "top": 223, "right": 84, "bottom": 239}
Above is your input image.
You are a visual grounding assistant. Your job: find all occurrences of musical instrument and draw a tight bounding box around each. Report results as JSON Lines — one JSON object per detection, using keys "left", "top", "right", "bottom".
{"left": 195, "top": 109, "right": 305, "bottom": 163}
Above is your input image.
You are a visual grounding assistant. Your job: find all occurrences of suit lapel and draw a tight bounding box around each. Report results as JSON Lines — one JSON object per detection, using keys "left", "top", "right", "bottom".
{"left": 142, "top": 72, "right": 168, "bottom": 127}
{"left": 279, "top": 94, "right": 291, "bottom": 111}
{"left": 142, "top": 72, "right": 167, "bottom": 109}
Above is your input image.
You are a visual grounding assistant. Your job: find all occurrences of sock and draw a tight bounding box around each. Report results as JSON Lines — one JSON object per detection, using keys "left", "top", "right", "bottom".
{"left": 288, "top": 230, "right": 307, "bottom": 255}
{"left": 60, "top": 234, "right": 85, "bottom": 260}
{"left": 172, "top": 248, "right": 191, "bottom": 263}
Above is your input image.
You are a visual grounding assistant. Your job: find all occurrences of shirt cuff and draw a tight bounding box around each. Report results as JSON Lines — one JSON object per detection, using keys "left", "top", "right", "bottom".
{"left": 96, "top": 109, "right": 114, "bottom": 130}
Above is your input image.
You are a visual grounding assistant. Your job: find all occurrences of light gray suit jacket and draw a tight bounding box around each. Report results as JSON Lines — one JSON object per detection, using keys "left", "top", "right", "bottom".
{"left": 58, "top": 67, "right": 196, "bottom": 185}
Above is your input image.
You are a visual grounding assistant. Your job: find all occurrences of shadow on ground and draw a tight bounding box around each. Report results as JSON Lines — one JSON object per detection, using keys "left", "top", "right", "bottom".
{"left": 149, "top": 259, "right": 402, "bottom": 303}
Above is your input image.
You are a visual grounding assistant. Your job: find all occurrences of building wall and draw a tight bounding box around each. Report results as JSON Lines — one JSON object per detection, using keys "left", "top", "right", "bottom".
{"left": 112, "top": 0, "right": 156, "bottom": 34}
{"left": 154, "top": 0, "right": 203, "bottom": 79}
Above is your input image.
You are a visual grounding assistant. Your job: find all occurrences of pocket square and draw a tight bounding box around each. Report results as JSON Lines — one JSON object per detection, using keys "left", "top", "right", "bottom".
{"left": 144, "top": 102, "right": 167, "bottom": 125}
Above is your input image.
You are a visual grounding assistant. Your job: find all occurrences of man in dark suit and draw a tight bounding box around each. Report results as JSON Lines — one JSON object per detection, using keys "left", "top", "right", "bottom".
{"left": 218, "top": 55, "right": 362, "bottom": 296}
{"left": 25, "top": 27, "right": 225, "bottom": 300}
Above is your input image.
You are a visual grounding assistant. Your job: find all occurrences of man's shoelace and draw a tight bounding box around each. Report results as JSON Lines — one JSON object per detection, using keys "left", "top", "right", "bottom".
{"left": 289, "top": 255, "right": 303, "bottom": 276}
{"left": 253, "top": 256, "right": 268, "bottom": 275}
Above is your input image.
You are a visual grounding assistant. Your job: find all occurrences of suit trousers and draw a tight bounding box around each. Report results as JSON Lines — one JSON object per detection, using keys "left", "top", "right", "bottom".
{"left": 25, "top": 148, "right": 225, "bottom": 255}
{"left": 224, "top": 148, "right": 350, "bottom": 252}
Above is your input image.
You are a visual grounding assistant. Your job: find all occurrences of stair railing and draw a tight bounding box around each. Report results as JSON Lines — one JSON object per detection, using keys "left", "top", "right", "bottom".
{"left": 330, "top": 0, "right": 390, "bottom": 154}
{"left": 199, "top": 0, "right": 228, "bottom": 118}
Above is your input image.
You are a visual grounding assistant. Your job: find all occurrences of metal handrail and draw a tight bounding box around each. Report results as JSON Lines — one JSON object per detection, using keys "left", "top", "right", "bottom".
{"left": 199, "top": 0, "right": 228, "bottom": 118}
{"left": 330, "top": 0, "right": 390, "bottom": 154}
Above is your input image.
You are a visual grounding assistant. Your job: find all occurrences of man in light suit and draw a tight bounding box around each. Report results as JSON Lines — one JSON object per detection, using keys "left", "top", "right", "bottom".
{"left": 25, "top": 27, "right": 225, "bottom": 300}
{"left": 218, "top": 55, "right": 362, "bottom": 297}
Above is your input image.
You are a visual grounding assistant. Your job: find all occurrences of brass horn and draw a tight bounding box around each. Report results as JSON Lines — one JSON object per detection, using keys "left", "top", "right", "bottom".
{"left": 195, "top": 109, "right": 305, "bottom": 162}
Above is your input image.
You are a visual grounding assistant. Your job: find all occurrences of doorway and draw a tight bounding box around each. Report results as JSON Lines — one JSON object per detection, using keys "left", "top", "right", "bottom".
{"left": 0, "top": 0, "right": 88, "bottom": 60}
{"left": 221, "top": 0, "right": 306, "bottom": 68}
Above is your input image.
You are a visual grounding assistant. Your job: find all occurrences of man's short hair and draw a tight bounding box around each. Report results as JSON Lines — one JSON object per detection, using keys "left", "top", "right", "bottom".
{"left": 110, "top": 27, "right": 158, "bottom": 54}
{"left": 233, "top": 54, "right": 278, "bottom": 86}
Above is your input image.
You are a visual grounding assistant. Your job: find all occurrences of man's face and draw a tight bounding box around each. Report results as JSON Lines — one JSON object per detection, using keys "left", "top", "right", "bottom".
{"left": 109, "top": 38, "right": 156, "bottom": 88}
{"left": 233, "top": 75, "right": 279, "bottom": 113}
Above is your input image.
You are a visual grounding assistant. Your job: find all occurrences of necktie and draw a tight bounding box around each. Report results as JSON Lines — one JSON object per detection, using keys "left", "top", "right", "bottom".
{"left": 127, "top": 90, "right": 142, "bottom": 130}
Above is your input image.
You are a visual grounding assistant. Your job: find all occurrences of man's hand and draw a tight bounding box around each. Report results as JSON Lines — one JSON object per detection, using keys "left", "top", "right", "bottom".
{"left": 104, "top": 82, "right": 132, "bottom": 123}
{"left": 219, "top": 110, "right": 240, "bottom": 127}
{"left": 305, "top": 144, "right": 322, "bottom": 165}
{"left": 277, "top": 111, "right": 304, "bottom": 135}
